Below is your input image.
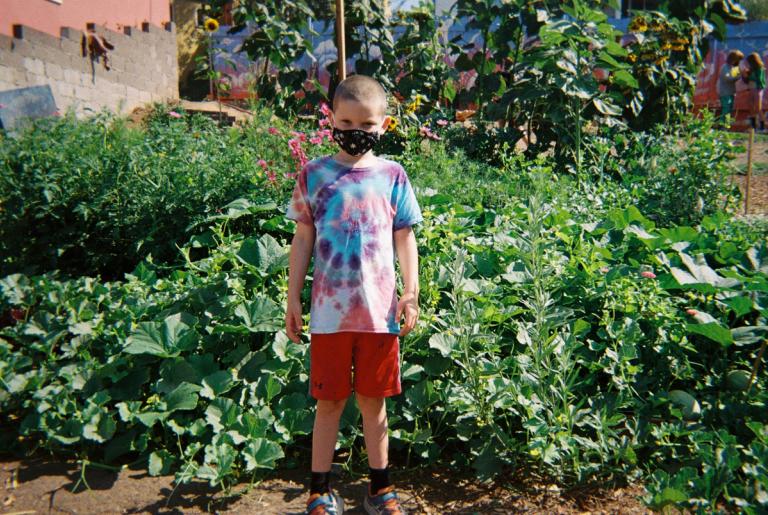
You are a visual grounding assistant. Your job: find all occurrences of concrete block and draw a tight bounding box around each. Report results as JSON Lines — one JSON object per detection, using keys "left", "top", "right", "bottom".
{"left": 0, "top": 34, "right": 13, "bottom": 51}
{"left": 24, "top": 72, "right": 47, "bottom": 86}
{"left": 138, "top": 90, "right": 151, "bottom": 103}
{"left": 10, "top": 39, "right": 37, "bottom": 58}
{"left": 13, "top": 25, "right": 61, "bottom": 49}
{"left": 75, "top": 84, "right": 93, "bottom": 101}
{"left": 23, "top": 57, "right": 45, "bottom": 75}
{"left": 45, "top": 61, "right": 63, "bottom": 81}
{"left": 0, "top": 65, "right": 15, "bottom": 85}
{"left": 60, "top": 37, "right": 83, "bottom": 57}
{"left": 55, "top": 81, "right": 76, "bottom": 97}
{"left": 60, "top": 27, "right": 84, "bottom": 42}
{"left": 63, "top": 68, "right": 83, "bottom": 85}
{"left": 0, "top": 47, "right": 24, "bottom": 68}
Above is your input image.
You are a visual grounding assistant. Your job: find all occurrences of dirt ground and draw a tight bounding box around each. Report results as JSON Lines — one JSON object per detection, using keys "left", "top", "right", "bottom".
{"left": 0, "top": 457, "right": 651, "bottom": 514}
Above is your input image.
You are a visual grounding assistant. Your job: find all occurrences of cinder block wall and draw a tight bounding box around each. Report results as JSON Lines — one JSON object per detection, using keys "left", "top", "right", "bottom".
{"left": 0, "top": 22, "right": 179, "bottom": 115}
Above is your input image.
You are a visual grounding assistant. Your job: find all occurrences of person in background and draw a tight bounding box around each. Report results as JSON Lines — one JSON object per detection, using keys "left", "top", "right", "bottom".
{"left": 743, "top": 52, "right": 766, "bottom": 132}
{"left": 717, "top": 50, "right": 743, "bottom": 126}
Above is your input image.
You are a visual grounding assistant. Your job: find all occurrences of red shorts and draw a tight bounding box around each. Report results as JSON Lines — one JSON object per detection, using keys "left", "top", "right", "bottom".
{"left": 309, "top": 332, "right": 401, "bottom": 401}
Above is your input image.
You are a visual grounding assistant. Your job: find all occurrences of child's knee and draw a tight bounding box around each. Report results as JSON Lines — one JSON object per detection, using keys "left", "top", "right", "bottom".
{"left": 315, "top": 398, "right": 347, "bottom": 417}
{"left": 355, "top": 393, "right": 384, "bottom": 412}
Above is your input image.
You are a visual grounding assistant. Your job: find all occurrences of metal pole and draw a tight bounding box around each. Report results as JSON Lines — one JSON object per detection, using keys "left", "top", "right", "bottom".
{"left": 336, "top": 0, "right": 346, "bottom": 81}
{"left": 745, "top": 128, "right": 754, "bottom": 214}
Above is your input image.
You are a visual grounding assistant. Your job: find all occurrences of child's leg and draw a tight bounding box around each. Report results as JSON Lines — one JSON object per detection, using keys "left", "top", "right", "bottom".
{"left": 312, "top": 398, "right": 347, "bottom": 473}
{"left": 356, "top": 393, "right": 388, "bottom": 469}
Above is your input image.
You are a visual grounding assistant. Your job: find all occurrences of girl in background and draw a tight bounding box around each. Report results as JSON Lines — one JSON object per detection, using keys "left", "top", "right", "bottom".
{"left": 743, "top": 52, "right": 766, "bottom": 132}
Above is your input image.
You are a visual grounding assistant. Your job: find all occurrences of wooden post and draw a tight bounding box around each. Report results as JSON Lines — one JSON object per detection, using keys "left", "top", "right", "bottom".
{"left": 745, "top": 128, "right": 754, "bottom": 215}
{"left": 336, "top": 0, "right": 346, "bottom": 81}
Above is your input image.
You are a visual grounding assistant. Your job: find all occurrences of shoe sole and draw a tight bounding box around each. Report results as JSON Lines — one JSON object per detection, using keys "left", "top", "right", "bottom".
{"left": 362, "top": 496, "right": 406, "bottom": 515}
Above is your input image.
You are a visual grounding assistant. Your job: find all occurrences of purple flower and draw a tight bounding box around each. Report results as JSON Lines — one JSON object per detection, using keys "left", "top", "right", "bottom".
{"left": 436, "top": 119, "right": 449, "bottom": 127}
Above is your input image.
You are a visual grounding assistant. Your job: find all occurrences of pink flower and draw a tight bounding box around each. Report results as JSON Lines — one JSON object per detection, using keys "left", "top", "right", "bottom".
{"left": 641, "top": 271, "right": 656, "bottom": 279}
{"left": 288, "top": 138, "right": 308, "bottom": 171}
{"left": 600, "top": 267, "right": 610, "bottom": 274}
{"left": 436, "top": 119, "right": 449, "bottom": 127}
{"left": 268, "top": 127, "right": 279, "bottom": 135}
{"left": 686, "top": 308, "right": 698, "bottom": 316}
{"left": 258, "top": 159, "right": 268, "bottom": 169}
{"left": 291, "top": 131, "right": 307, "bottom": 142}
{"left": 319, "top": 118, "right": 330, "bottom": 128}
{"left": 266, "top": 170, "right": 277, "bottom": 184}
{"left": 168, "top": 111, "right": 182, "bottom": 118}
{"left": 320, "top": 102, "right": 332, "bottom": 117}
{"left": 419, "top": 126, "right": 441, "bottom": 141}
{"left": 310, "top": 136, "right": 323, "bottom": 145}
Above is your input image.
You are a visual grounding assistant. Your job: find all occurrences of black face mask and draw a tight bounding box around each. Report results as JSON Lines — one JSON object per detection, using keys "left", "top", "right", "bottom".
{"left": 332, "top": 128, "right": 381, "bottom": 156}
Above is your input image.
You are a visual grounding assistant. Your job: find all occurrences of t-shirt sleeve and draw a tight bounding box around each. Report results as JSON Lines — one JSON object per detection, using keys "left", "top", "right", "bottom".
{"left": 286, "top": 166, "right": 313, "bottom": 225}
{"left": 391, "top": 167, "right": 423, "bottom": 231}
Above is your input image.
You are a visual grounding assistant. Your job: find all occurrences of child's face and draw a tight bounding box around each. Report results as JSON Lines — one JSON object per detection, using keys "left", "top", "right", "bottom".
{"left": 331, "top": 98, "right": 390, "bottom": 135}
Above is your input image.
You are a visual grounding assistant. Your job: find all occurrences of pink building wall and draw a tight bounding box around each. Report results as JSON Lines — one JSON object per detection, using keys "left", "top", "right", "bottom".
{"left": 0, "top": 0, "right": 172, "bottom": 37}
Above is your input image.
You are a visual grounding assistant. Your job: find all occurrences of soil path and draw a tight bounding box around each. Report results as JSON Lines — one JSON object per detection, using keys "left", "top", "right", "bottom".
{"left": 0, "top": 458, "right": 649, "bottom": 514}
{"left": 730, "top": 133, "right": 768, "bottom": 215}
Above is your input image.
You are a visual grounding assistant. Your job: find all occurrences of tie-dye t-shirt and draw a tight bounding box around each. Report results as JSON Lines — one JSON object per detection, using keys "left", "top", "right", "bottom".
{"left": 286, "top": 156, "right": 422, "bottom": 334}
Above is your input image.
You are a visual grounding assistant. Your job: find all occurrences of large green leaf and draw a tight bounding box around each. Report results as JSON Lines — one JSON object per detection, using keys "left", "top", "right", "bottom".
{"left": 236, "top": 234, "right": 288, "bottom": 272}
{"left": 429, "top": 333, "right": 457, "bottom": 357}
{"left": 243, "top": 438, "right": 284, "bottom": 471}
{"left": 124, "top": 313, "right": 199, "bottom": 358}
{"left": 165, "top": 382, "right": 200, "bottom": 412}
{"left": 234, "top": 296, "right": 283, "bottom": 333}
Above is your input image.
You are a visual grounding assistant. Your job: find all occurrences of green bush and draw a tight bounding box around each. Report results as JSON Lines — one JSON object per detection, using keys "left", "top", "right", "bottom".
{"left": 0, "top": 106, "right": 328, "bottom": 279}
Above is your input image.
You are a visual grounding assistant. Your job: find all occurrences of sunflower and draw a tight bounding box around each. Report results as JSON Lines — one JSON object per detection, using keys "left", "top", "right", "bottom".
{"left": 628, "top": 17, "right": 648, "bottom": 32}
{"left": 204, "top": 18, "right": 219, "bottom": 32}
{"left": 387, "top": 117, "right": 399, "bottom": 132}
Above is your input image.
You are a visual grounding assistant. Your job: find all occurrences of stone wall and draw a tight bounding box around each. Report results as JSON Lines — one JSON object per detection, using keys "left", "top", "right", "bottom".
{"left": 0, "top": 22, "right": 179, "bottom": 116}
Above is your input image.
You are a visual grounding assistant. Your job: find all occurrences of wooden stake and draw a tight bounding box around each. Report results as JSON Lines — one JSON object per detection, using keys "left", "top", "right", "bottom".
{"left": 336, "top": 0, "right": 346, "bottom": 81}
{"left": 745, "top": 128, "right": 754, "bottom": 214}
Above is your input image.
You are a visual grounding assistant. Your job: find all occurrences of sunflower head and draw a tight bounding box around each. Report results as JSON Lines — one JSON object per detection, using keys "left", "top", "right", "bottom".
{"left": 204, "top": 18, "right": 219, "bottom": 32}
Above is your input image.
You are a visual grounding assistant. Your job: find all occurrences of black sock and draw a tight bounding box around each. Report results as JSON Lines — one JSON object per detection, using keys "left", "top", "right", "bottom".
{"left": 310, "top": 471, "right": 331, "bottom": 495}
{"left": 369, "top": 467, "right": 391, "bottom": 494}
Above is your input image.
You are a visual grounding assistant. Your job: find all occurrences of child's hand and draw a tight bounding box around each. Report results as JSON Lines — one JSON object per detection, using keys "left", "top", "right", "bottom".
{"left": 396, "top": 291, "right": 419, "bottom": 336}
{"left": 285, "top": 298, "right": 304, "bottom": 343}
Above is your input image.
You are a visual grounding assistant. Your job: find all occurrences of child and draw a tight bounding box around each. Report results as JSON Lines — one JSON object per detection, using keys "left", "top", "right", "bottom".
{"left": 285, "top": 74, "right": 422, "bottom": 515}
{"left": 716, "top": 50, "right": 743, "bottom": 124}
{"left": 743, "top": 52, "right": 766, "bottom": 131}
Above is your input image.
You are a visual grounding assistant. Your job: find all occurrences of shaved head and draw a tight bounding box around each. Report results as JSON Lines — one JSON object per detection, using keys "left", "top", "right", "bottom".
{"left": 332, "top": 75, "right": 387, "bottom": 115}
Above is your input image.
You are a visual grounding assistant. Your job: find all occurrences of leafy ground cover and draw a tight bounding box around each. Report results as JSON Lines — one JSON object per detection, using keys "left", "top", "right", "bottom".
{"left": 1, "top": 102, "right": 766, "bottom": 512}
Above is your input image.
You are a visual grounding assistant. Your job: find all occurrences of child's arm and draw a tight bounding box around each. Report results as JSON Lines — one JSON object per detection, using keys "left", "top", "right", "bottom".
{"left": 394, "top": 226, "right": 419, "bottom": 336}
{"left": 286, "top": 222, "right": 315, "bottom": 343}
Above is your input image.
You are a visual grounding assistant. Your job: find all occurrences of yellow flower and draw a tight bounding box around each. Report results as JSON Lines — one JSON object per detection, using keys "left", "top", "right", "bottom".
{"left": 628, "top": 17, "right": 648, "bottom": 32}
{"left": 387, "top": 117, "right": 399, "bottom": 132}
{"left": 628, "top": 53, "right": 638, "bottom": 63}
{"left": 661, "top": 42, "right": 673, "bottom": 51}
{"left": 671, "top": 44, "right": 685, "bottom": 51}
{"left": 204, "top": 18, "right": 219, "bottom": 32}
{"left": 655, "top": 55, "right": 668, "bottom": 65}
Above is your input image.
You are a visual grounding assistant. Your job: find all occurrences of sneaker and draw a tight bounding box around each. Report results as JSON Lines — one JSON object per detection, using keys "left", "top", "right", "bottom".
{"left": 363, "top": 485, "right": 406, "bottom": 515}
{"left": 306, "top": 491, "right": 345, "bottom": 515}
